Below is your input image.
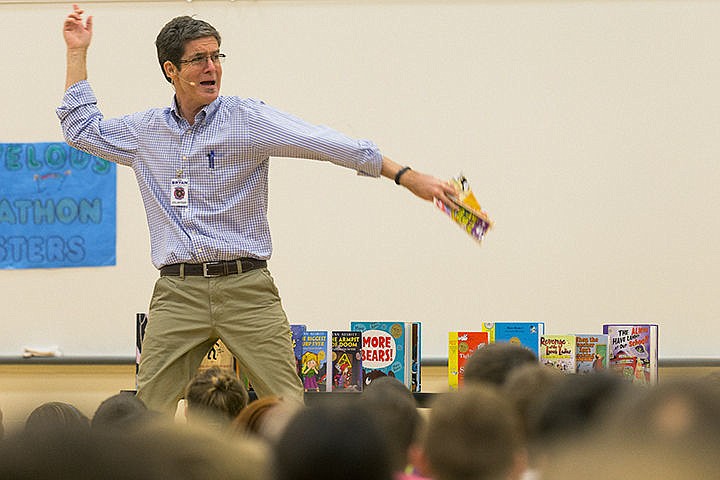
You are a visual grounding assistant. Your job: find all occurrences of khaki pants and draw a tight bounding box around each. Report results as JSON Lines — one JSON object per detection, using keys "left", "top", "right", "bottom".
{"left": 136, "top": 267, "right": 304, "bottom": 414}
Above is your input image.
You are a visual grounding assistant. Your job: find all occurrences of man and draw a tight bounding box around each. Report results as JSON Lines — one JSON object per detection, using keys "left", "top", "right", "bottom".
{"left": 59, "top": 4, "right": 457, "bottom": 414}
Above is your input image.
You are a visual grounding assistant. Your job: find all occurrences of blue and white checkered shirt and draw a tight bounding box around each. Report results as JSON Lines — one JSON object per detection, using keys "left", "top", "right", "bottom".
{"left": 57, "top": 81, "right": 383, "bottom": 268}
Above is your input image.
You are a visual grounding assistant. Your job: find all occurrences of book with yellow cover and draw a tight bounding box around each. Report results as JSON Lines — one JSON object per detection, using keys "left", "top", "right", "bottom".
{"left": 434, "top": 174, "right": 493, "bottom": 243}
{"left": 448, "top": 331, "right": 490, "bottom": 390}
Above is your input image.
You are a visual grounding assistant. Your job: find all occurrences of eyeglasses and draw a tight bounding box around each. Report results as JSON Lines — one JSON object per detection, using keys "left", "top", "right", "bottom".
{"left": 177, "top": 53, "right": 226, "bottom": 68}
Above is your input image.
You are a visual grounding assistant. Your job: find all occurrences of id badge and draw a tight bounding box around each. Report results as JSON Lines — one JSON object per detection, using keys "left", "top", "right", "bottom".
{"left": 171, "top": 178, "right": 189, "bottom": 207}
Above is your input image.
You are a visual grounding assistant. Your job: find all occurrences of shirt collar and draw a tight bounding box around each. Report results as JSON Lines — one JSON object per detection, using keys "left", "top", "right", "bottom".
{"left": 169, "top": 96, "right": 221, "bottom": 125}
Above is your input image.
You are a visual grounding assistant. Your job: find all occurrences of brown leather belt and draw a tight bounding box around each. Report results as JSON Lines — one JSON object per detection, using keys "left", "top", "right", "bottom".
{"left": 160, "top": 259, "right": 267, "bottom": 277}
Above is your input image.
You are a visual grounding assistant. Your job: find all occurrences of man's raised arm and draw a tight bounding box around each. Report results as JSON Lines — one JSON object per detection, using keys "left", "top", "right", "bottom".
{"left": 63, "top": 4, "right": 93, "bottom": 90}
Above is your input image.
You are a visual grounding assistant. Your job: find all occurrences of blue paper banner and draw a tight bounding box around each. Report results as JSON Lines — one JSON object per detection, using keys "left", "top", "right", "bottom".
{"left": 0, "top": 142, "right": 116, "bottom": 269}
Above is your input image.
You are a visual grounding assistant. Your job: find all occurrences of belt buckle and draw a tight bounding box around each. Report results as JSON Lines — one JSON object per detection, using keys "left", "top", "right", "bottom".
{"left": 202, "top": 261, "right": 223, "bottom": 278}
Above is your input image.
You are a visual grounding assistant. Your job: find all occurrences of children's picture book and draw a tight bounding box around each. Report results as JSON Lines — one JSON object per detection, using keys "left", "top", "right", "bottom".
{"left": 602, "top": 324, "right": 658, "bottom": 385}
{"left": 331, "top": 331, "right": 363, "bottom": 392}
{"left": 198, "top": 339, "right": 237, "bottom": 374}
{"left": 434, "top": 174, "right": 493, "bottom": 244}
{"left": 482, "top": 322, "right": 545, "bottom": 357}
{"left": 135, "top": 312, "right": 148, "bottom": 388}
{"left": 301, "top": 330, "right": 330, "bottom": 392}
{"left": 290, "top": 324, "right": 307, "bottom": 380}
{"left": 575, "top": 334, "right": 608, "bottom": 374}
{"left": 448, "top": 331, "right": 490, "bottom": 391}
{"left": 539, "top": 334, "right": 577, "bottom": 373}
{"left": 350, "top": 321, "right": 412, "bottom": 389}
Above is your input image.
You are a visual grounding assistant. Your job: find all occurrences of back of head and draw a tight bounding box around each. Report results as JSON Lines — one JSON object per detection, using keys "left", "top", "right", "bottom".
{"left": 136, "top": 421, "right": 271, "bottom": 480}
{"left": 184, "top": 366, "right": 249, "bottom": 426}
{"left": 463, "top": 342, "right": 538, "bottom": 387}
{"left": 230, "top": 395, "right": 283, "bottom": 440}
{"left": 155, "top": 15, "right": 222, "bottom": 83}
{"left": 549, "top": 429, "right": 719, "bottom": 480}
{"left": 92, "top": 392, "right": 149, "bottom": 431}
{"left": 274, "top": 399, "right": 394, "bottom": 480}
{"left": 0, "top": 420, "right": 270, "bottom": 480}
{"left": 526, "top": 370, "right": 630, "bottom": 450}
{"left": 362, "top": 376, "right": 422, "bottom": 472}
{"left": 606, "top": 377, "right": 720, "bottom": 446}
{"left": 424, "top": 385, "right": 524, "bottom": 480}
{"left": 25, "top": 401, "right": 90, "bottom": 435}
{"left": 502, "top": 363, "right": 564, "bottom": 439}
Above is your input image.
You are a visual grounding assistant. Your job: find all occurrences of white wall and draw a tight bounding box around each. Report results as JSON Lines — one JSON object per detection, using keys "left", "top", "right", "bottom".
{"left": 1, "top": 0, "right": 719, "bottom": 360}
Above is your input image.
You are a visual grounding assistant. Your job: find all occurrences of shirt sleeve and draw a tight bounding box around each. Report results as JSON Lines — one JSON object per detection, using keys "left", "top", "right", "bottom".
{"left": 56, "top": 80, "right": 138, "bottom": 167}
{"left": 244, "top": 98, "right": 383, "bottom": 178}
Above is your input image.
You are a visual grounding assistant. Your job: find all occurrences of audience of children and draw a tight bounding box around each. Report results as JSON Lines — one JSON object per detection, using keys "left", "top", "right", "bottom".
{"left": 1, "top": 344, "right": 720, "bottom": 480}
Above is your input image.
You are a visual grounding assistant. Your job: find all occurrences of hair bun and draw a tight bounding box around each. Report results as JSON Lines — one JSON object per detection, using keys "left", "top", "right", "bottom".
{"left": 212, "top": 372, "right": 234, "bottom": 391}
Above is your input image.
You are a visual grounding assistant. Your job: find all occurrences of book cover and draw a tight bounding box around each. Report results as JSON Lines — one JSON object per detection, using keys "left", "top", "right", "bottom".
{"left": 135, "top": 312, "right": 148, "bottom": 388}
{"left": 410, "top": 322, "right": 422, "bottom": 393}
{"left": 301, "top": 330, "right": 330, "bottom": 392}
{"left": 331, "top": 331, "right": 363, "bottom": 392}
{"left": 198, "top": 339, "right": 238, "bottom": 376}
{"left": 350, "top": 321, "right": 409, "bottom": 388}
{"left": 434, "top": 174, "right": 493, "bottom": 244}
{"left": 539, "top": 334, "right": 577, "bottom": 374}
{"left": 448, "top": 331, "right": 490, "bottom": 391}
{"left": 290, "top": 324, "right": 307, "bottom": 380}
{"left": 575, "top": 334, "right": 609, "bottom": 374}
{"left": 602, "top": 324, "right": 658, "bottom": 385}
{"left": 482, "top": 322, "right": 544, "bottom": 357}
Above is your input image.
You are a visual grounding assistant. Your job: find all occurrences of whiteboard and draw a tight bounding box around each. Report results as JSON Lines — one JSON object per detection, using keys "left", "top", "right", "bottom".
{"left": 1, "top": 0, "right": 719, "bottom": 361}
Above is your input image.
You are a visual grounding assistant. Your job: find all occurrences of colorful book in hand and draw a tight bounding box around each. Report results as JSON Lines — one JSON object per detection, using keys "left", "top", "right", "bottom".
{"left": 331, "top": 331, "right": 363, "bottom": 392}
{"left": 350, "top": 321, "right": 413, "bottom": 389}
{"left": 448, "top": 331, "right": 490, "bottom": 390}
{"left": 575, "top": 334, "right": 609, "bottom": 374}
{"left": 539, "top": 334, "right": 577, "bottom": 374}
{"left": 602, "top": 324, "right": 658, "bottom": 385}
{"left": 434, "top": 174, "right": 493, "bottom": 244}
{"left": 482, "top": 322, "right": 545, "bottom": 357}
{"left": 301, "top": 330, "right": 331, "bottom": 392}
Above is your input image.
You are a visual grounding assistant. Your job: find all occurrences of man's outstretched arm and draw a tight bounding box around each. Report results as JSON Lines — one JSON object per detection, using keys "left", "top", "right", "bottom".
{"left": 381, "top": 155, "right": 457, "bottom": 208}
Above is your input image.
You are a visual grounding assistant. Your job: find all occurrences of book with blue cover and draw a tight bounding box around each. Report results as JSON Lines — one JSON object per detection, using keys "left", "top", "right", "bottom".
{"left": 482, "top": 322, "right": 545, "bottom": 357}
{"left": 350, "top": 321, "right": 411, "bottom": 389}
{"left": 290, "top": 324, "right": 306, "bottom": 380}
